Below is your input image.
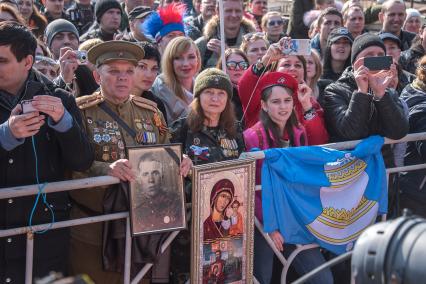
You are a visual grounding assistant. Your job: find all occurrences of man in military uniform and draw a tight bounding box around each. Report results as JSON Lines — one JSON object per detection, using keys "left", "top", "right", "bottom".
{"left": 69, "top": 40, "right": 191, "bottom": 283}
{"left": 133, "top": 151, "right": 184, "bottom": 233}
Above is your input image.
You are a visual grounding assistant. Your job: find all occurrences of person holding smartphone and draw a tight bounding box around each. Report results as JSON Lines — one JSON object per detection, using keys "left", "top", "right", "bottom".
{"left": 323, "top": 33, "right": 408, "bottom": 144}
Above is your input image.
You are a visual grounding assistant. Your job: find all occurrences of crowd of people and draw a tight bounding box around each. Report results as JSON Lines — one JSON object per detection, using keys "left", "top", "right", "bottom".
{"left": 1, "top": 0, "right": 426, "bottom": 283}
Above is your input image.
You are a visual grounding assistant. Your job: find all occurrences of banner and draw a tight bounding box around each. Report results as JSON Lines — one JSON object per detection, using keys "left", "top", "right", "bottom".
{"left": 261, "top": 136, "right": 387, "bottom": 254}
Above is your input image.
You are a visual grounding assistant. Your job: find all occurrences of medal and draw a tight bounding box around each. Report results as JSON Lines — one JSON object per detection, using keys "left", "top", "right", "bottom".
{"left": 135, "top": 119, "right": 143, "bottom": 130}
{"left": 102, "top": 134, "right": 111, "bottom": 142}
{"left": 193, "top": 137, "right": 200, "bottom": 145}
{"left": 164, "top": 216, "right": 170, "bottom": 224}
{"left": 105, "top": 121, "right": 112, "bottom": 129}
{"left": 94, "top": 134, "right": 102, "bottom": 143}
{"left": 87, "top": 117, "right": 93, "bottom": 124}
{"left": 112, "top": 121, "right": 118, "bottom": 129}
{"left": 118, "top": 140, "right": 125, "bottom": 149}
{"left": 111, "top": 151, "right": 118, "bottom": 160}
{"left": 102, "top": 146, "right": 110, "bottom": 161}
{"left": 102, "top": 153, "right": 109, "bottom": 161}
{"left": 136, "top": 132, "right": 144, "bottom": 144}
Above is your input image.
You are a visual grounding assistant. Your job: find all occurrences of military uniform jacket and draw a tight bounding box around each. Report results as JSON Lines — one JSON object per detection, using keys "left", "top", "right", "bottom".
{"left": 170, "top": 118, "right": 245, "bottom": 166}
{"left": 70, "top": 92, "right": 169, "bottom": 245}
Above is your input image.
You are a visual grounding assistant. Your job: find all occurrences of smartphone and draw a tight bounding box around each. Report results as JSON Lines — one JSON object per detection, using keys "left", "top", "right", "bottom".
{"left": 282, "top": 39, "right": 311, "bottom": 56}
{"left": 21, "top": 99, "right": 37, "bottom": 113}
{"left": 364, "top": 56, "right": 393, "bottom": 71}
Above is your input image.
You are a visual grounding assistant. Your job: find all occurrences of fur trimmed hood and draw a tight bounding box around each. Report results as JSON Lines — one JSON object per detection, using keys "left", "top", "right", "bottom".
{"left": 203, "top": 15, "right": 256, "bottom": 39}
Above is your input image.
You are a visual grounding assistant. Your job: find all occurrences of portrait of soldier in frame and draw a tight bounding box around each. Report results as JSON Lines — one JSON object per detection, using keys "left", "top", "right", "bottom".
{"left": 128, "top": 144, "right": 186, "bottom": 235}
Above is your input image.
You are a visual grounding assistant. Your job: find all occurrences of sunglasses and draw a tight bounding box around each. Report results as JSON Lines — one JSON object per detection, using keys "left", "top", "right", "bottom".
{"left": 268, "top": 19, "right": 283, "bottom": 27}
{"left": 226, "top": 61, "right": 249, "bottom": 71}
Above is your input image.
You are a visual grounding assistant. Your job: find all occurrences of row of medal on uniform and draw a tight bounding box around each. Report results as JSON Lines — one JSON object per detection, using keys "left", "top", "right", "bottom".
{"left": 135, "top": 118, "right": 157, "bottom": 144}
{"left": 220, "top": 138, "right": 239, "bottom": 158}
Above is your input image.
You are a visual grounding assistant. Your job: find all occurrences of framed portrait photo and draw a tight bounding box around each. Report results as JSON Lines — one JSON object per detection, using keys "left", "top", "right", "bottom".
{"left": 192, "top": 159, "right": 256, "bottom": 284}
{"left": 127, "top": 144, "right": 186, "bottom": 236}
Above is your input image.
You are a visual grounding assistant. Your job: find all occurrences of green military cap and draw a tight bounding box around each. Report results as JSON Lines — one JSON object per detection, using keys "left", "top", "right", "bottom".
{"left": 88, "top": 40, "right": 145, "bottom": 67}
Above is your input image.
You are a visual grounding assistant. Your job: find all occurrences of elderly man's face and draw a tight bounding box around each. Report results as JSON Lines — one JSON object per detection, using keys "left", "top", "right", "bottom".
{"left": 94, "top": 60, "right": 136, "bottom": 103}
{"left": 49, "top": 31, "right": 79, "bottom": 60}
{"left": 138, "top": 159, "right": 162, "bottom": 197}
{"left": 380, "top": 2, "right": 406, "bottom": 34}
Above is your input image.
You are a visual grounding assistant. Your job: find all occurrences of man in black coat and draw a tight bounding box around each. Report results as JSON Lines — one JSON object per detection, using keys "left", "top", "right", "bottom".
{"left": 323, "top": 33, "right": 409, "bottom": 143}
{"left": 0, "top": 22, "right": 94, "bottom": 283}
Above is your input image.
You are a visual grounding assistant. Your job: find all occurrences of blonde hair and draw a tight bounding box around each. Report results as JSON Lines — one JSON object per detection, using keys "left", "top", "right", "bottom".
{"left": 161, "top": 36, "right": 201, "bottom": 100}
{"left": 415, "top": 55, "right": 426, "bottom": 83}
{"left": 240, "top": 33, "right": 269, "bottom": 54}
{"left": 261, "top": 11, "right": 281, "bottom": 31}
{"left": 79, "top": 38, "right": 103, "bottom": 51}
{"left": 307, "top": 49, "right": 322, "bottom": 87}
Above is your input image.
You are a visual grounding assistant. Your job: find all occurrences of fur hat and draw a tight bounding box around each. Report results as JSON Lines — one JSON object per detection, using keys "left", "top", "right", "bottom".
{"left": 194, "top": 68, "right": 233, "bottom": 99}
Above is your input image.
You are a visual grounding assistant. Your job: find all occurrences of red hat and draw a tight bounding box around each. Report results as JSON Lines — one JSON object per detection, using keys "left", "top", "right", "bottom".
{"left": 210, "top": 179, "right": 235, "bottom": 208}
{"left": 257, "top": 72, "right": 299, "bottom": 95}
{"left": 257, "top": 72, "right": 301, "bottom": 108}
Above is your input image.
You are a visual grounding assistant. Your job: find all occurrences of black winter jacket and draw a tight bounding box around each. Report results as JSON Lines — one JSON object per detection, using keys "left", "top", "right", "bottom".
{"left": 399, "top": 44, "right": 425, "bottom": 74}
{"left": 399, "top": 83, "right": 426, "bottom": 216}
{"left": 323, "top": 67, "right": 409, "bottom": 142}
{"left": 0, "top": 70, "right": 94, "bottom": 283}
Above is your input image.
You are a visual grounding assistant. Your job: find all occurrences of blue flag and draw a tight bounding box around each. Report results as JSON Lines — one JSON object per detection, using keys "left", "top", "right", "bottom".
{"left": 261, "top": 136, "right": 387, "bottom": 254}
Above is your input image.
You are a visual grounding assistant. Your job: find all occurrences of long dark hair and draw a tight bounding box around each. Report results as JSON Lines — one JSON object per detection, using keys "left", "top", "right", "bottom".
{"left": 260, "top": 86, "right": 302, "bottom": 147}
{"left": 322, "top": 40, "right": 351, "bottom": 79}
{"left": 187, "top": 96, "right": 237, "bottom": 138}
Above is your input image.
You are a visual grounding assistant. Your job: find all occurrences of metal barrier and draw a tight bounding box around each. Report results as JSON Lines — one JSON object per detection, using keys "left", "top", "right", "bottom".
{"left": 1, "top": 133, "right": 426, "bottom": 284}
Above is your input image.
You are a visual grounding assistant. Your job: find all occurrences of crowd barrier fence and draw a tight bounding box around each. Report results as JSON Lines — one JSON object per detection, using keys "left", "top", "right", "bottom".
{"left": 2, "top": 133, "right": 426, "bottom": 284}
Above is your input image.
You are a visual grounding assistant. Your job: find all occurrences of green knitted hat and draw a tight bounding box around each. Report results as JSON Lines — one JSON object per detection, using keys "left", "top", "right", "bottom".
{"left": 194, "top": 68, "right": 233, "bottom": 99}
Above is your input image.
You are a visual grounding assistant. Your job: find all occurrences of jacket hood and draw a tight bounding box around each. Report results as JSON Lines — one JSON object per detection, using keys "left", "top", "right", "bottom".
{"left": 203, "top": 15, "right": 256, "bottom": 39}
{"left": 401, "top": 83, "right": 426, "bottom": 108}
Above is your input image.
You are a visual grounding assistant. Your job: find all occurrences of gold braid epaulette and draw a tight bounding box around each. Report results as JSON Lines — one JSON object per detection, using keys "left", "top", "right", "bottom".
{"left": 130, "top": 95, "right": 168, "bottom": 135}
{"left": 76, "top": 92, "right": 104, "bottom": 110}
{"left": 130, "top": 95, "right": 158, "bottom": 113}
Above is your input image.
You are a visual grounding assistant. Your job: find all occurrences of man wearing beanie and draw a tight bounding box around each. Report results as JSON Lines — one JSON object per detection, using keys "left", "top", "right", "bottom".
{"left": 323, "top": 33, "right": 408, "bottom": 146}
{"left": 378, "top": 0, "right": 415, "bottom": 51}
{"left": 80, "top": 0, "right": 122, "bottom": 42}
{"left": 44, "top": 18, "right": 79, "bottom": 60}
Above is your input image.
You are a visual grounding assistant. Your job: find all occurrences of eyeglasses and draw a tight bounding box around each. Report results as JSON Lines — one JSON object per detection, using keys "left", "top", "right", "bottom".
{"left": 268, "top": 19, "right": 283, "bottom": 27}
{"left": 226, "top": 61, "right": 249, "bottom": 71}
{"left": 242, "top": 32, "right": 266, "bottom": 41}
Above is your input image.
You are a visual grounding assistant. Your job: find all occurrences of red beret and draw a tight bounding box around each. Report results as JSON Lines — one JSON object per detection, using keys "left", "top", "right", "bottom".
{"left": 257, "top": 72, "right": 299, "bottom": 95}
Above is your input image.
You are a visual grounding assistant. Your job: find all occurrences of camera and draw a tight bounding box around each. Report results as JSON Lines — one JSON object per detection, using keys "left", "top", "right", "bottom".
{"left": 75, "top": 50, "right": 88, "bottom": 65}
{"left": 21, "top": 99, "right": 37, "bottom": 113}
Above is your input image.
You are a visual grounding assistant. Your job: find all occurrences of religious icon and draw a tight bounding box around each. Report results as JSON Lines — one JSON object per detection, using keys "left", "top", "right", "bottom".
{"left": 192, "top": 159, "right": 255, "bottom": 283}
